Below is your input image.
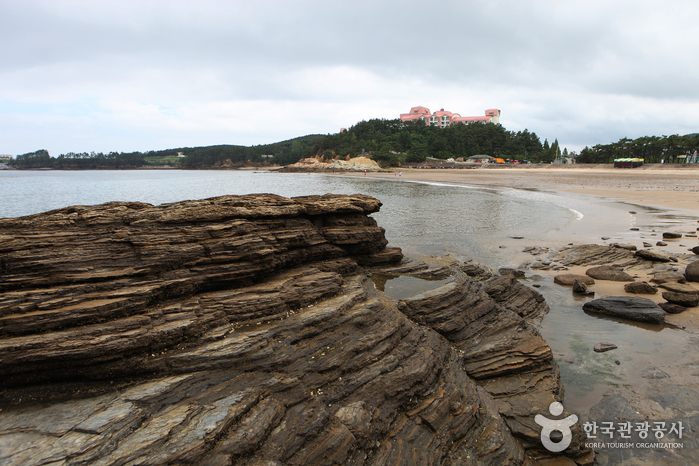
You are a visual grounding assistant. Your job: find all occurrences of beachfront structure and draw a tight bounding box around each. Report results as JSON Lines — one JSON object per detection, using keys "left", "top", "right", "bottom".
{"left": 400, "top": 107, "right": 500, "bottom": 127}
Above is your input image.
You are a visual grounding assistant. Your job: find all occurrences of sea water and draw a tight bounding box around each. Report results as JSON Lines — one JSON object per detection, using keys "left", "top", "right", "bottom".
{"left": 0, "top": 170, "right": 579, "bottom": 266}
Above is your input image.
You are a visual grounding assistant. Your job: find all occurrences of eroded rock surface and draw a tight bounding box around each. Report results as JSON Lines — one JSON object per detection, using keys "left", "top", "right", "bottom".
{"left": 582, "top": 297, "right": 665, "bottom": 324}
{"left": 0, "top": 195, "right": 586, "bottom": 465}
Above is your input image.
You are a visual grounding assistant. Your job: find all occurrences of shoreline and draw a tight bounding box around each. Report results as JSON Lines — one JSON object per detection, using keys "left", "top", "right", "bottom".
{"left": 338, "top": 166, "right": 699, "bottom": 214}
{"left": 335, "top": 167, "right": 699, "bottom": 423}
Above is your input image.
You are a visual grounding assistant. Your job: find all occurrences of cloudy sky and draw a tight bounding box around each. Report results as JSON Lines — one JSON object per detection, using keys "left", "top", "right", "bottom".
{"left": 1, "top": 0, "right": 698, "bottom": 156}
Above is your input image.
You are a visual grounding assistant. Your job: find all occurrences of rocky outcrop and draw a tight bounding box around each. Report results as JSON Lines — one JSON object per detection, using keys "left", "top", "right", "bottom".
{"left": 0, "top": 195, "right": 586, "bottom": 465}
{"left": 280, "top": 156, "right": 382, "bottom": 173}
{"left": 635, "top": 249, "right": 673, "bottom": 262}
{"left": 582, "top": 297, "right": 665, "bottom": 324}
{"left": 376, "top": 256, "right": 589, "bottom": 462}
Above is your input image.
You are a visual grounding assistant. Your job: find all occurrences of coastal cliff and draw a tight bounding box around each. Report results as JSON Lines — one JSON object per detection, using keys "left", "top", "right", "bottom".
{"left": 0, "top": 194, "right": 587, "bottom": 465}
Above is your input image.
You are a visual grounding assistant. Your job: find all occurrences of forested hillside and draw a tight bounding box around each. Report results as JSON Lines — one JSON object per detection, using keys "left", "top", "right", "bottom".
{"left": 310, "top": 118, "right": 557, "bottom": 166}
{"left": 13, "top": 118, "right": 695, "bottom": 169}
{"left": 9, "top": 135, "right": 323, "bottom": 169}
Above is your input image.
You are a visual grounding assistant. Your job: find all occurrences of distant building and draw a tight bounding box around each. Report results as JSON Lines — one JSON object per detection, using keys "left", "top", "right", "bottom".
{"left": 400, "top": 107, "right": 500, "bottom": 127}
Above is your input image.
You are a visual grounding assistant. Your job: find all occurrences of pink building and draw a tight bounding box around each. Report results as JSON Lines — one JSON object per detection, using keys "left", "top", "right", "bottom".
{"left": 399, "top": 106, "right": 500, "bottom": 127}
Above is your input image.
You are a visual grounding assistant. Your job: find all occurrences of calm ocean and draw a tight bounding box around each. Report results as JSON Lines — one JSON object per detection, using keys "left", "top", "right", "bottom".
{"left": 0, "top": 169, "right": 580, "bottom": 266}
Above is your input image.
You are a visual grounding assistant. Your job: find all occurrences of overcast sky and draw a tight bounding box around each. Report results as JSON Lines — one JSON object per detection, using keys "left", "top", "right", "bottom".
{"left": 1, "top": 0, "right": 698, "bottom": 156}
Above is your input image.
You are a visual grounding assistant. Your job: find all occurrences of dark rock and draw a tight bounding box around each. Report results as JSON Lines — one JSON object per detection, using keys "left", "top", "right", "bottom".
{"left": 594, "top": 342, "right": 617, "bottom": 353}
{"left": 635, "top": 249, "right": 672, "bottom": 262}
{"left": 510, "top": 236, "right": 524, "bottom": 239}
{"left": 663, "top": 232, "right": 683, "bottom": 239}
{"left": 586, "top": 266, "right": 635, "bottom": 282}
{"left": 583, "top": 297, "right": 665, "bottom": 324}
{"left": 659, "top": 302, "right": 687, "bottom": 314}
{"left": 392, "top": 271, "right": 589, "bottom": 459}
{"left": 573, "top": 280, "right": 595, "bottom": 296}
{"left": 629, "top": 211, "right": 637, "bottom": 214}
{"left": 643, "top": 242, "right": 653, "bottom": 248}
{"left": 611, "top": 243, "right": 637, "bottom": 251}
{"left": 624, "top": 281, "right": 657, "bottom": 294}
{"left": 656, "top": 241, "right": 668, "bottom": 246}
{"left": 662, "top": 291, "right": 699, "bottom": 308}
{"left": 630, "top": 228, "right": 640, "bottom": 231}
{"left": 649, "top": 272, "right": 687, "bottom": 284}
{"left": 687, "top": 261, "right": 699, "bottom": 282}
{"left": 691, "top": 246, "right": 699, "bottom": 255}
{"left": 554, "top": 274, "right": 595, "bottom": 286}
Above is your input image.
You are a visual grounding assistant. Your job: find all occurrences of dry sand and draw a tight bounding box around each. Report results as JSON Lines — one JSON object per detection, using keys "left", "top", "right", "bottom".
{"left": 350, "top": 164, "right": 699, "bottom": 212}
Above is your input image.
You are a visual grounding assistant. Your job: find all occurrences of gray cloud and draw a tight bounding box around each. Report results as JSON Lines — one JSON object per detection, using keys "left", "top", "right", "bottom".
{"left": 1, "top": 0, "right": 698, "bottom": 155}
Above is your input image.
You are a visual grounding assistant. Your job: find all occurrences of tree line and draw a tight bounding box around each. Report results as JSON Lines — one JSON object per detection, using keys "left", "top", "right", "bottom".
{"left": 8, "top": 135, "right": 323, "bottom": 169}
{"left": 11, "top": 121, "right": 696, "bottom": 170}
{"left": 576, "top": 134, "right": 699, "bottom": 164}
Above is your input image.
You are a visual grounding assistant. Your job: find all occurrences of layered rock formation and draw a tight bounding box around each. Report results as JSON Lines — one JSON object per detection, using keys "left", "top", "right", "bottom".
{"left": 280, "top": 156, "right": 381, "bottom": 173}
{"left": 0, "top": 194, "right": 585, "bottom": 465}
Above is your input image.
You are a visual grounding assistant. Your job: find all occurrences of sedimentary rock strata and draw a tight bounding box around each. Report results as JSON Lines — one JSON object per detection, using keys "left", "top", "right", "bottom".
{"left": 0, "top": 194, "right": 586, "bottom": 465}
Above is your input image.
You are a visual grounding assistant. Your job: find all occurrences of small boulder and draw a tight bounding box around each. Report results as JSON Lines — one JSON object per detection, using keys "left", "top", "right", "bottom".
{"left": 662, "top": 291, "right": 699, "bottom": 308}
{"left": 594, "top": 342, "right": 617, "bottom": 353}
{"left": 554, "top": 274, "right": 595, "bottom": 286}
{"left": 663, "top": 232, "right": 683, "bottom": 239}
{"left": 692, "top": 246, "right": 699, "bottom": 255}
{"left": 583, "top": 296, "right": 665, "bottom": 324}
{"left": 635, "top": 249, "right": 672, "bottom": 262}
{"left": 586, "top": 266, "right": 635, "bottom": 282}
{"left": 659, "top": 302, "right": 687, "bottom": 314}
{"left": 656, "top": 241, "right": 668, "bottom": 247}
{"left": 573, "top": 279, "right": 595, "bottom": 296}
{"left": 685, "top": 261, "right": 699, "bottom": 282}
{"left": 643, "top": 242, "right": 653, "bottom": 248}
{"left": 624, "top": 281, "right": 657, "bottom": 294}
